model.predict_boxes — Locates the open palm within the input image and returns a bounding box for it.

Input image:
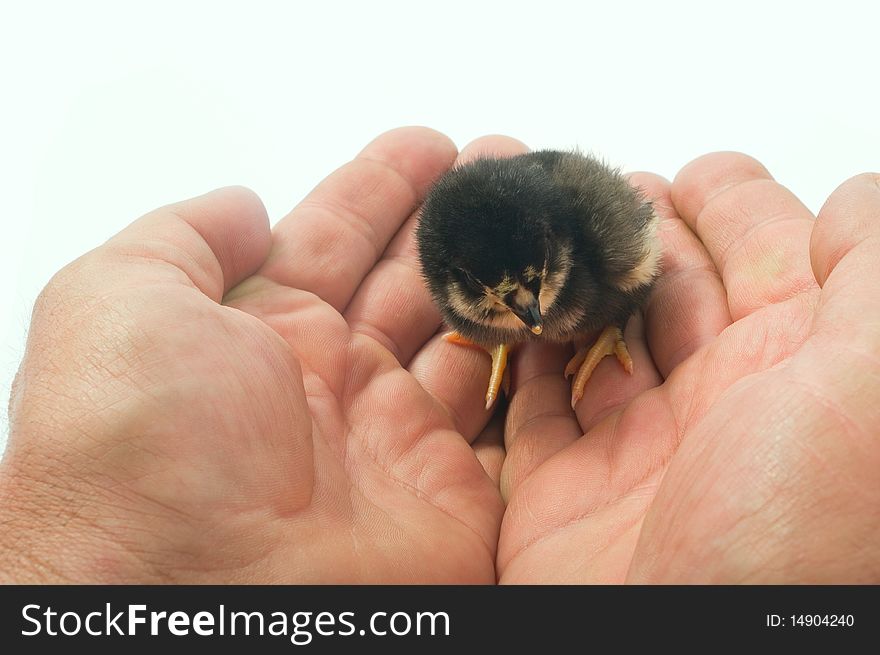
[3,128,507,583]
[218,128,512,582]
[498,151,880,583]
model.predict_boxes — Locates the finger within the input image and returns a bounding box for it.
[573,312,662,432]
[671,152,818,320]
[629,172,731,377]
[345,134,530,366]
[810,173,880,346]
[408,135,530,441]
[408,333,498,442]
[261,126,458,311]
[811,173,880,289]
[500,341,582,502]
[105,186,271,302]
[342,207,442,366]
[498,387,673,580]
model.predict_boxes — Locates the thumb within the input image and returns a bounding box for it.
[810,173,880,353]
[8,186,313,518]
[102,185,272,301]
[10,185,274,436]
[2,187,317,581]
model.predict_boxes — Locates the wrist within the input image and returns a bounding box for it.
[0,461,70,583]
[0,454,149,584]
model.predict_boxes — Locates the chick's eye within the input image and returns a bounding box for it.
[455,267,483,291]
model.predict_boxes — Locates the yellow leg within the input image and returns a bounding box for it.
[443,332,509,410]
[485,343,509,410]
[568,326,633,408]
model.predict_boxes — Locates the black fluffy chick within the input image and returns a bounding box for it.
[416,150,661,409]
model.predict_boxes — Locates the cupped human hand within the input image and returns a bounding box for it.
[5,131,876,586]
[499,154,880,583]
[0,128,517,583]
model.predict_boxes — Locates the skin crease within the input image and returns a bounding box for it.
[1,127,878,583]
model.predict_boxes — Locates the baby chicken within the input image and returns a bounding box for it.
[416,150,661,409]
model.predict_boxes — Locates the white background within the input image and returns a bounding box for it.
[1,1,878,451]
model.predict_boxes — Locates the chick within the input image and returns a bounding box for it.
[416,150,661,409]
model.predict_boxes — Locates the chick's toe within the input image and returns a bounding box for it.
[442,331,480,348]
[569,326,633,408]
[443,332,509,411]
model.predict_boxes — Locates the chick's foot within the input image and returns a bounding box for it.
[566,326,633,408]
[442,332,509,410]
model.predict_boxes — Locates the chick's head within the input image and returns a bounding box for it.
[417,157,573,336]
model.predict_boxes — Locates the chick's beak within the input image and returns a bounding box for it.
[512,299,543,335]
